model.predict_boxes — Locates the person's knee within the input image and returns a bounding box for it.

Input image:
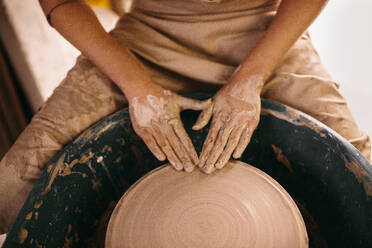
[349,132,371,162]
[262,73,369,159]
[0,164,34,234]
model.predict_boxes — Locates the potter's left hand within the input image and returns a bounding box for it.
[193,76,263,174]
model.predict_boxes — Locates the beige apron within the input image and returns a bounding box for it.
[0,0,370,233]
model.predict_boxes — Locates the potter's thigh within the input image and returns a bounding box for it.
[261,34,371,160]
[0,55,127,233]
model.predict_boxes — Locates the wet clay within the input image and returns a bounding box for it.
[106,161,308,248]
[197,75,263,173]
[129,90,211,172]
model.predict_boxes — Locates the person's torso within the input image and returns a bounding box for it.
[131,0,279,16]
[112,0,280,84]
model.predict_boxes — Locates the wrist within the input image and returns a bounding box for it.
[124,81,165,102]
[228,73,264,94]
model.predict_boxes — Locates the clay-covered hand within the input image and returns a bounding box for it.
[129,89,212,172]
[194,76,263,174]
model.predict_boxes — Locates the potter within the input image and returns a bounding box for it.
[0,0,370,234]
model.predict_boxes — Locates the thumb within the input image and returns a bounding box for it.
[176,95,212,111]
[192,102,213,130]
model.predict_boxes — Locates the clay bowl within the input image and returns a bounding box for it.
[106,161,308,248]
[3,95,372,248]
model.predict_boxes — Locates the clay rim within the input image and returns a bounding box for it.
[105,160,309,247]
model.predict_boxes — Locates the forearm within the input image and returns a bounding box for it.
[231,0,328,88]
[39,0,162,99]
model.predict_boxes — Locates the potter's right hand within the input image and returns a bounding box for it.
[129,89,212,172]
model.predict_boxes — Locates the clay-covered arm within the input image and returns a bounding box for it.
[38,0,212,172]
[196,0,329,173]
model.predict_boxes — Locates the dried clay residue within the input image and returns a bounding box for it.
[92,180,102,191]
[73,122,114,144]
[43,154,66,194]
[261,108,323,134]
[64,236,73,248]
[43,152,95,195]
[18,228,28,244]
[97,156,104,163]
[272,145,293,173]
[79,152,95,164]
[34,200,43,209]
[94,122,114,141]
[25,212,33,220]
[345,160,372,196]
[102,145,112,153]
[130,145,143,165]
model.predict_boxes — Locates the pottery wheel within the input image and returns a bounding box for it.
[106,161,308,248]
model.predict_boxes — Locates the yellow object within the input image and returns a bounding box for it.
[86,0,111,9]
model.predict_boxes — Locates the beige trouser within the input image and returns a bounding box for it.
[0,32,370,233]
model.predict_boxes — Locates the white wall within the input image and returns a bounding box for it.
[309,0,372,138]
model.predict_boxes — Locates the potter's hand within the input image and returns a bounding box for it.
[129,89,212,172]
[193,76,263,174]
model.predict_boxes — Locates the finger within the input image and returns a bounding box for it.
[192,102,213,131]
[232,125,254,159]
[176,96,212,111]
[152,127,183,171]
[202,124,234,174]
[198,118,222,171]
[164,122,195,172]
[168,118,199,165]
[140,131,166,161]
[215,125,246,169]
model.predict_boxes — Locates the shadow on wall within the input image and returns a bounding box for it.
[0,0,120,112]
[0,42,30,160]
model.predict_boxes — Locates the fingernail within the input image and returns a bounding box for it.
[170,161,183,171]
[232,151,241,159]
[202,165,214,174]
[215,161,224,169]
[158,154,166,161]
[192,124,200,130]
[184,164,195,173]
